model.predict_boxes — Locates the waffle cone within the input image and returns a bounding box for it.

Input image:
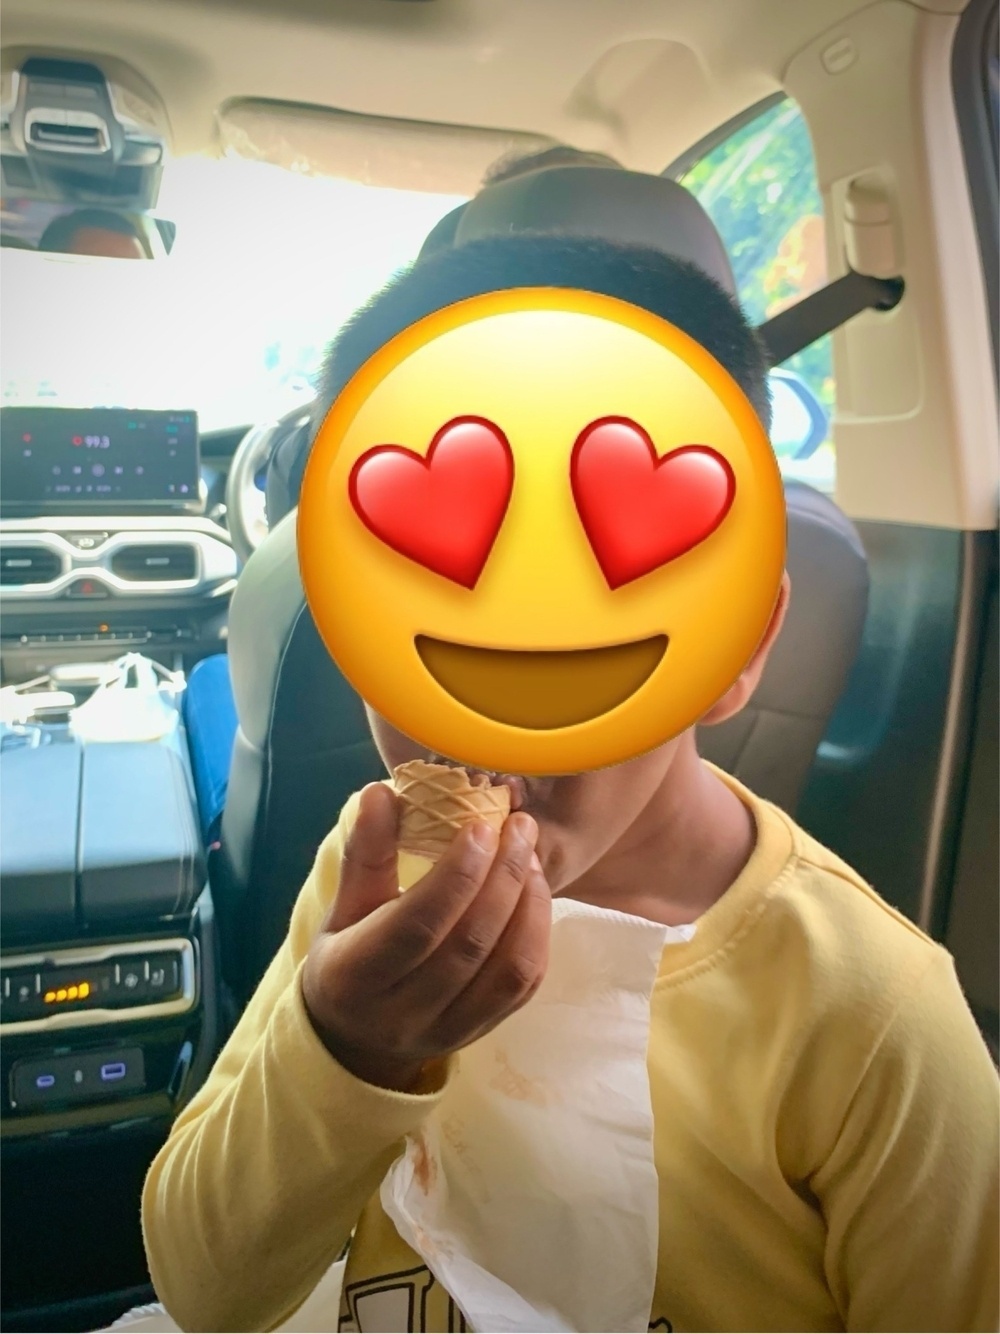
[393,760,510,861]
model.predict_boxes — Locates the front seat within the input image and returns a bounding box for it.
[212,167,870,1004]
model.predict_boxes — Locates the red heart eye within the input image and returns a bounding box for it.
[570,417,736,589]
[349,416,514,589]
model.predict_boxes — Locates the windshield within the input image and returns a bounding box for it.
[1,156,467,433]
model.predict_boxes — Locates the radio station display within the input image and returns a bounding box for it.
[1,406,200,511]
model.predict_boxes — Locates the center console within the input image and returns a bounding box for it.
[2,731,203,941]
[0,697,224,1329]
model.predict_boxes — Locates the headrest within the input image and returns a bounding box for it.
[417,203,467,261]
[266,165,737,531]
[431,165,736,296]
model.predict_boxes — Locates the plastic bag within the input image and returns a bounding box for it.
[70,653,184,744]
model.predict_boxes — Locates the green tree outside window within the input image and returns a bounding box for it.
[680,98,836,487]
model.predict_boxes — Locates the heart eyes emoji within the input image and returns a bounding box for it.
[349,415,735,590]
[349,418,514,591]
[570,417,736,590]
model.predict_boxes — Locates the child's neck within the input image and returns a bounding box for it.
[564,742,756,928]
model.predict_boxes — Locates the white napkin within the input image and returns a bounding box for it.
[380,898,692,1334]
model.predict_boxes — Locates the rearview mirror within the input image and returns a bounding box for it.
[0,201,176,259]
[767,368,829,461]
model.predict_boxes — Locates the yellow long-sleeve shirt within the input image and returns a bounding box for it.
[142,769,1000,1333]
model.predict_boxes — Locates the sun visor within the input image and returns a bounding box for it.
[215,99,555,197]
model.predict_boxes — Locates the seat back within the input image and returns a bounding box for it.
[215,514,384,998]
[695,482,868,809]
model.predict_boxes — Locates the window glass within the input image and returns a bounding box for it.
[679,98,835,492]
[1,158,466,432]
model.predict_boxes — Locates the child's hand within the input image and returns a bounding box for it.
[301,782,551,1092]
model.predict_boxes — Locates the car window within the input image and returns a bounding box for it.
[1,158,466,433]
[678,98,835,493]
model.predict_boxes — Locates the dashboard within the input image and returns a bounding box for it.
[0,407,243,683]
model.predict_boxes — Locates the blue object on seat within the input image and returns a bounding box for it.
[182,653,239,846]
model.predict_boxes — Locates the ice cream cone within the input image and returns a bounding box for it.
[393,760,510,861]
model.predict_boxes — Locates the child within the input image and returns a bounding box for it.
[142,236,999,1333]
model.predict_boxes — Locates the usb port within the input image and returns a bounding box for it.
[100,1062,127,1082]
[35,1074,56,1090]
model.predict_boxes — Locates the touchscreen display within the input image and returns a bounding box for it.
[1,407,200,510]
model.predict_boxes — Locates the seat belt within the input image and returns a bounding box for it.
[756,269,904,366]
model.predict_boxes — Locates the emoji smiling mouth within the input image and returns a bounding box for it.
[415,634,667,729]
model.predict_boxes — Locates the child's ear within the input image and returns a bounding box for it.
[700,571,791,727]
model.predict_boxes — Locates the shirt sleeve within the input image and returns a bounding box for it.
[141,796,452,1334]
[813,946,999,1333]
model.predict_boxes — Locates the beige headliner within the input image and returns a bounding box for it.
[0,0,968,169]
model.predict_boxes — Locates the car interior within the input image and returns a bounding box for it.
[0,0,996,1329]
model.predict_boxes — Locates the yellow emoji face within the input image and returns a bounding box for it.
[298,288,785,775]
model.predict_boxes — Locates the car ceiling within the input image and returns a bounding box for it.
[0,0,969,173]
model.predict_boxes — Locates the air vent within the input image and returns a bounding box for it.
[110,544,197,583]
[0,545,62,587]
